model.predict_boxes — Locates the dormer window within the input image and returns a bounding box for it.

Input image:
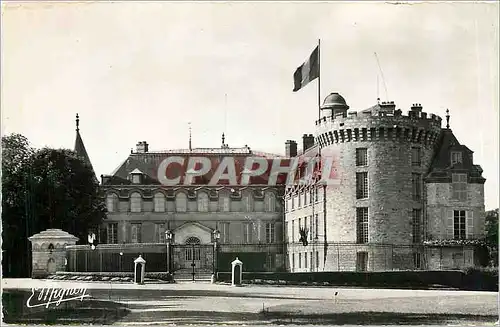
[451,151,463,165]
[130,168,143,184]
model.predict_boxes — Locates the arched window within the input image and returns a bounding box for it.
[265,192,276,212]
[218,192,230,212]
[154,192,166,212]
[242,192,253,212]
[130,192,142,213]
[185,237,201,244]
[197,192,209,212]
[176,192,187,212]
[106,193,119,212]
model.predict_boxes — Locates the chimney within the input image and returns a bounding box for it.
[302,134,315,152]
[411,103,423,112]
[136,141,149,153]
[285,140,297,157]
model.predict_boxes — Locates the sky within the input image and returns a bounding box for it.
[1,1,498,210]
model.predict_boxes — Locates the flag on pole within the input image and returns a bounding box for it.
[293,45,319,92]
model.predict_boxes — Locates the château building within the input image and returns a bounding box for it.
[284,92,486,272]
[96,135,287,273]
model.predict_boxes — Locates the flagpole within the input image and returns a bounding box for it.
[318,38,321,120]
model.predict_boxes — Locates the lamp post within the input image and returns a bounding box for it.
[212,230,221,278]
[165,230,172,274]
[119,252,123,273]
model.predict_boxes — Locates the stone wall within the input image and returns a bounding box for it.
[426,183,485,239]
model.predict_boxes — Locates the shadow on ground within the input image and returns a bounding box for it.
[2,290,130,325]
[260,311,497,325]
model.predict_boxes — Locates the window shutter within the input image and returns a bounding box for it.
[449,184,454,200]
[466,211,474,239]
[446,209,454,239]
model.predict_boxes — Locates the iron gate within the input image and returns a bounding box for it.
[172,244,214,280]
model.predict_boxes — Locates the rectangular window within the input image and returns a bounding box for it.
[309,216,314,240]
[356,148,368,166]
[299,253,302,268]
[220,222,230,243]
[130,195,142,213]
[356,251,368,272]
[107,223,118,244]
[243,223,253,243]
[315,214,319,240]
[265,223,275,243]
[291,196,295,209]
[219,196,230,212]
[298,192,301,207]
[292,253,295,270]
[451,151,463,165]
[132,174,141,184]
[304,191,307,206]
[316,251,319,269]
[452,173,467,201]
[304,252,308,269]
[411,147,421,166]
[155,223,166,243]
[356,207,369,244]
[131,223,142,243]
[413,252,421,269]
[454,210,466,240]
[412,173,421,201]
[315,188,318,202]
[284,222,288,243]
[154,195,166,212]
[412,209,421,243]
[356,172,368,199]
[304,217,308,235]
[292,220,295,243]
[310,252,313,270]
[309,189,313,204]
[185,247,201,261]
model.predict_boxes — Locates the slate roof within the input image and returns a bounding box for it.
[74,129,98,183]
[103,146,292,186]
[426,128,485,183]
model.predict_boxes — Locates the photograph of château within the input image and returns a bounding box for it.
[62,92,489,278]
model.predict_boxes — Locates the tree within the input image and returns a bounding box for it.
[1,134,35,276]
[1,134,107,277]
[485,209,499,266]
[27,147,107,244]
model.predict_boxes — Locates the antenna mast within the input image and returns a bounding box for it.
[374,52,389,101]
[188,122,192,151]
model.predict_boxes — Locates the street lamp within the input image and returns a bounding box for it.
[212,230,221,278]
[119,252,123,273]
[165,230,173,274]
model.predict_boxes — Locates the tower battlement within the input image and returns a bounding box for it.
[315,101,443,148]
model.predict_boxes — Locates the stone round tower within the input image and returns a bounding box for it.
[316,93,443,271]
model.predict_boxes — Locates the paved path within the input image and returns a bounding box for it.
[2,278,498,326]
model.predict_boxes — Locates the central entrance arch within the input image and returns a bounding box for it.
[171,223,215,280]
[184,236,202,264]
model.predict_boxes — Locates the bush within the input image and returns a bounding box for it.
[145,272,174,282]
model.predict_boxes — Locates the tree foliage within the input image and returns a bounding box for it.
[2,133,106,277]
[485,209,499,266]
[27,147,107,242]
[2,134,35,253]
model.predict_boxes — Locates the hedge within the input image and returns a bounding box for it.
[216,269,498,291]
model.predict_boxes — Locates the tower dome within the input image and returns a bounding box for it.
[321,92,349,110]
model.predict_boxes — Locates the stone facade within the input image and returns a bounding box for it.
[284,93,486,272]
[98,144,285,272]
[28,229,78,278]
